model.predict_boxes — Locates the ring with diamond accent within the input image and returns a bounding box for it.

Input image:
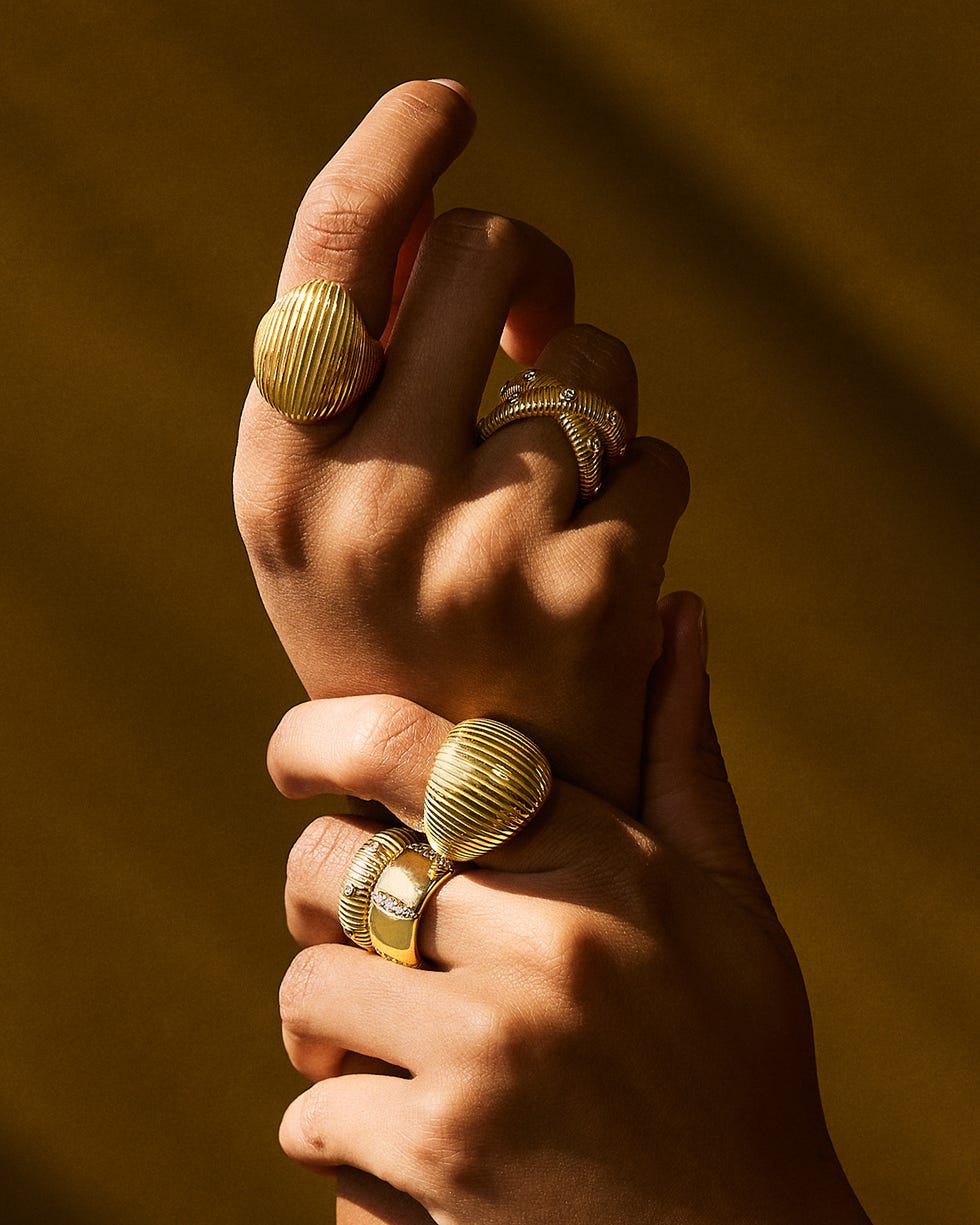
[423,718,552,862]
[477,369,627,501]
[339,825,420,950]
[367,843,454,968]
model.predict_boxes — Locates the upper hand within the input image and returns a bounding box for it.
[233,80,689,813]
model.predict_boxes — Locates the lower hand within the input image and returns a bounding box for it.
[268,594,870,1224]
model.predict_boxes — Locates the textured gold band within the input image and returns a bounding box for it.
[367,844,453,969]
[477,369,627,500]
[423,718,552,862]
[338,826,419,950]
[253,278,384,421]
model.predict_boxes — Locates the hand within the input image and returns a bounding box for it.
[234,80,689,814]
[269,594,870,1224]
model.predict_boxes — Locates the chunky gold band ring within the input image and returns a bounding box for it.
[339,826,419,950]
[253,278,384,421]
[477,369,627,500]
[423,718,552,862]
[367,843,453,969]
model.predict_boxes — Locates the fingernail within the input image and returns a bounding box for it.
[428,79,473,109]
[697,599,708,669]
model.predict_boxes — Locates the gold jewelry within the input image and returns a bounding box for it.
[339,826,419,950]
[253,278,384,421]
[477,369,627,500]
[423,718,552,862]
[367,844,453,968]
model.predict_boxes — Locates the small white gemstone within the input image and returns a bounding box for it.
[343,883,355,896]
[560,387,576,401]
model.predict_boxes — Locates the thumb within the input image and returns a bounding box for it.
[641,591,773,912]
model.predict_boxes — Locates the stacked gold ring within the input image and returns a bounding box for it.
[367,843,453,969]
[338,826,419,950]
[477,369,627,500]
[339,719,552,968]
[253,278,384,421]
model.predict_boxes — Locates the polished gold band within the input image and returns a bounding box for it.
[477,370,626,500]
[338,825,419,950]
[423,718,552,862]
[367,844,453,969]
[253,278,384,421]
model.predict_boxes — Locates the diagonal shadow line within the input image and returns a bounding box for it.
[407,0,979,504]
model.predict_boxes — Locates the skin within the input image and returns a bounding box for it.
[235,81,870,1222]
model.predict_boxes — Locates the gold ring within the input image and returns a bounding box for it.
[253,278,384,421]
[367,843,453,968]
[477,370,627,499]
[423,718,552,862]
[339,825,419,950]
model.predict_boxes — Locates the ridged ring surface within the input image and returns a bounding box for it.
[253,278,384,421]
[423,718,552,861]
[338,825,418,949]
[483,369,628,458]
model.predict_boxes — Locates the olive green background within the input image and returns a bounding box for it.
[1,2,977,1223]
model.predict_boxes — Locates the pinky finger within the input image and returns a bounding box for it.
[280,1074,421,1189]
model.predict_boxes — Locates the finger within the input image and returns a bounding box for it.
[571,435,690,593]
[369,209,574,465]
[269,694,640,873]
[284,813,502,968]
[280,1074,418,1186]
[279,943,459,1079]
[381,194,435,345]
[641,591,771,908]
[238,80,475,471]
[279,80,474,328]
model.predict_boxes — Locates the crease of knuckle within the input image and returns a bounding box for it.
[351,698,427,793]
[563,326,636,383]
[297,1091,329,1154]
[279,947,330,1033]
[295,180,390,262]
[285,817,349,895]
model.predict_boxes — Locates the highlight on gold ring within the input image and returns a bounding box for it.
[253,278,384,422]
[423,717,552,862]
[367,843,454,969]
[477,368,627,500]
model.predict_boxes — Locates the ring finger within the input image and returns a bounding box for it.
[283,810,509,968]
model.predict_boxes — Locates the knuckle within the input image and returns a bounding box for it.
[233,449,317,574]
[278,947,325,1030]
[563,324,637,385]
[285,816,347,893]
[350,696,429,787]
[295,177,390,262]
[631,435,691,508]
[428,207,522,261]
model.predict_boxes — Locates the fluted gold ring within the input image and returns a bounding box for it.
[339,825,419,950]
[423,718,552,862]
[253,278,384,421]
[477,369,627,500]
[367,844,454,969]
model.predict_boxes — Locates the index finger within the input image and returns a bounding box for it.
[237,80,475,468]
[278,79,475,332]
